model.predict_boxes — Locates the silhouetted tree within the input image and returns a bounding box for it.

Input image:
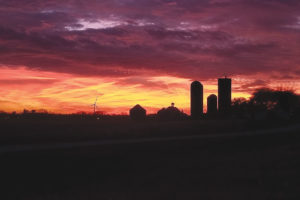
[250,88,299,112]
[230,88,299,120]
[230,88,300,120]
[231,98,251,118]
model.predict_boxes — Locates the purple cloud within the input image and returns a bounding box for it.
[0,0,299,82]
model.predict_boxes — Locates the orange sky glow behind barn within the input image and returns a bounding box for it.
[0,67,299,114]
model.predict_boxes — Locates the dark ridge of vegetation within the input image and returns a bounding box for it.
[0,87,299,121]
[231,88,300,120]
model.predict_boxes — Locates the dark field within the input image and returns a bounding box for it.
[1,119,300,199]
[0,119,295,145]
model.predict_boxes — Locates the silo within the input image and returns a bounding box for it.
[207,94,217,115]
[218,77,232,114]
[191,81,203,119]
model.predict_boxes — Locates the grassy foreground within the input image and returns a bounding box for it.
[1,119,300,199]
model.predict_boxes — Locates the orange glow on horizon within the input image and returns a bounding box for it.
[0,67,298,115]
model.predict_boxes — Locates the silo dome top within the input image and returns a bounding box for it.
[191,81,203,87]
[207,94,217,100]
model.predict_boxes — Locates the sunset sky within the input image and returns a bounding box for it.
[0,0,300,114]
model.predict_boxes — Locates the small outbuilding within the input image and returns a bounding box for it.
[157,103,188,120]
[130,104,146,120]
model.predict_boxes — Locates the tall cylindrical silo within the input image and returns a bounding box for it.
[218,77,232,114]
[191,81,203,119]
